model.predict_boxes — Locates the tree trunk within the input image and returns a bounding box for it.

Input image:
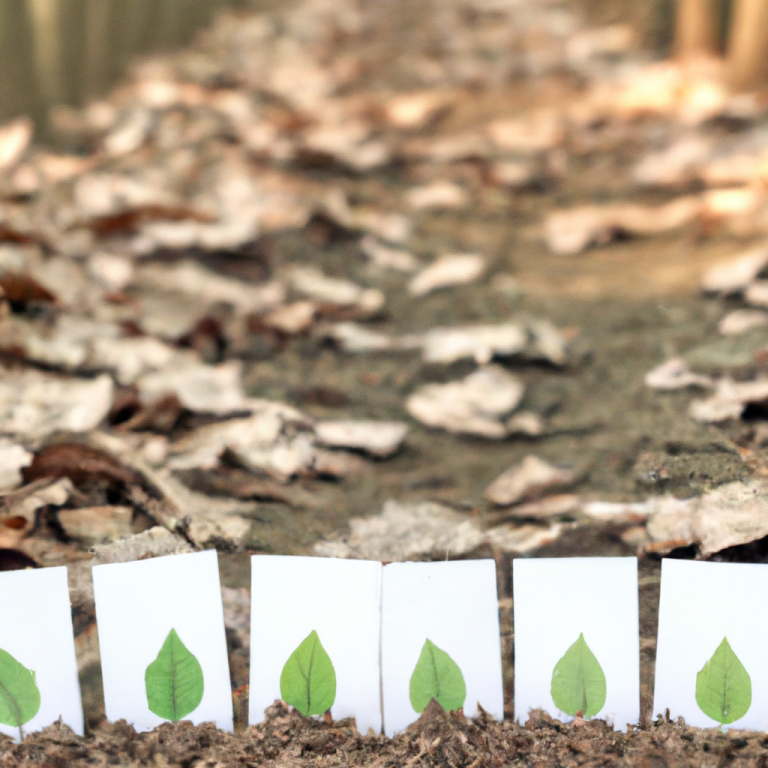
[82,0,112,99]
[26,0,63,108]
[0,1,41,123]
[727,0,768,90]
[674,0,721,59]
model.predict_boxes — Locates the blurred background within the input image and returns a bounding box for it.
[6,0,768,140]
[0,0,260,132]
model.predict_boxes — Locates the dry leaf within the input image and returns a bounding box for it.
[484,455,579,506]
[406,365,524,438]
[314,420,408,458]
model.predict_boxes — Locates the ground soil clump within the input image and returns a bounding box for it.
[4,702,768,768]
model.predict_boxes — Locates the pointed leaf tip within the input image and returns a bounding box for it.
[0,648,40,728]
[409,638,466,714]
[696,637,751,725]
[551,633,606,719]
[145,628,204,722]
[280,630,337,716]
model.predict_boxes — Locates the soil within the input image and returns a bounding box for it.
[5,702,768,767]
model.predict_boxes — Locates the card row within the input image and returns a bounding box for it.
[0,554,763,741]
[0,553,503,739]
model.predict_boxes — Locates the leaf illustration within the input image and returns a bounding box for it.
[0,648,40,739]
[696,637,752,725]
[409,638,467,713]
[551,633,606,719]
[145,629,204,722]
[280,630,336,716]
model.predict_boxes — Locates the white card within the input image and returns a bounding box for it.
[249,555,382,734]
[380,560,504,736]
[654,559,768,730]
[0,567,83,740]
[513,557,639,729]
[93,550,233,732]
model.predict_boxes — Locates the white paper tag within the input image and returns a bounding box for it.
[513,557,639,730]
[93,550,233,732]
[380,560,504,736]
[249,555,382,734]
[0,566,83,740]
[654,558,768,730]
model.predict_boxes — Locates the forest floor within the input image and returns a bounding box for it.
[3,0,768,763]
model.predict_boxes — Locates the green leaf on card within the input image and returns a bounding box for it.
[145,628,204,722]
[551,633,606,719]
[409,638,467,713]
[280,630,336,716]
[0,648,41,738]
[696,637,751,725]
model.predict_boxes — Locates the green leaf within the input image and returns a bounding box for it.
[0,648,40,729]
[409,638,466,714]
[696,637,752,725]
[145,629,204,722]
[550,633,606,719]
[280,630,336,716]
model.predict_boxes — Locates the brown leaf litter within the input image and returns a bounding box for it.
[314,499,563,560]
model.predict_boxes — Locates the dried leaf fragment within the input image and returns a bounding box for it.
[408,254,486,297]
[407,365,524,439]
[484,456,578,506]
[314,420,408,458]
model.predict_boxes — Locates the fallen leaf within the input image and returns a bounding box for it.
[92,525,193,564]
[288,265,384,317]
[314,499,563,559]
[137,361,246,414]
[314,420,408,458]
[700,244,768,295]
[646,480,768,556]
[645,358,714,390]
[23,443,139,488]
[88,205,215,237]
[484,455,579,506]
[488,110,564,154]
[689,377,768,423]
[0,440,33,492]
[545,197,702,255]
[385,91,454,130]
[405,181,469,211]
[0,273,56,309]
[488,494,580,521]
[359,236,419,273]
[718,309,768,336]
[416,324,527,365]
[0,118,32,172]
[0,369,113,438]
[57,506,134,544]
[0,478,73,547]
[406,365,524,439]
[408,254,486,296]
